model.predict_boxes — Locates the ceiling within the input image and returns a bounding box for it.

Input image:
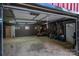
[4,8,76,23]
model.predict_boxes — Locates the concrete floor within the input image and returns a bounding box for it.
[3,36,75,56]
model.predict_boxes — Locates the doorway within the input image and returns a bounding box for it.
[66,23,75,44]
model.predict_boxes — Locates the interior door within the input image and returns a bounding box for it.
[15,23,34,37]
[66,23,75,44]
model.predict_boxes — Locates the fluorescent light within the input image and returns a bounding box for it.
[16,20,36,23]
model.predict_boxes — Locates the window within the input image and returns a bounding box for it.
[25,26,30,30]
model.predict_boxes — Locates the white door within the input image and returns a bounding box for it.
[66,23,75,44]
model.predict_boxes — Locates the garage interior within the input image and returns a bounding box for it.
[3,4,77,56]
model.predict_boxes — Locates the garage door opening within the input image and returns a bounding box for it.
[3,5,77,56]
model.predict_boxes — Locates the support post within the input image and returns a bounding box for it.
[75,17,79,55]
[0,4,3,56]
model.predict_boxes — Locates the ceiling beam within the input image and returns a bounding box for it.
[15,18,35,21]
[40,14,51,21]
[32,15,39,20]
